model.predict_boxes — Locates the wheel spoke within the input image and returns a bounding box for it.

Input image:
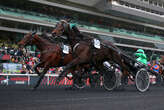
[103,69,118,91]
[135,68,150,92]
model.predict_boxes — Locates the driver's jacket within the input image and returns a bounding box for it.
[135,53,147,65]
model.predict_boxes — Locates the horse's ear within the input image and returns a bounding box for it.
[60,20,70,33]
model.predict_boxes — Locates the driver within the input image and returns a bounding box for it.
[151,60,160,73]
[64,16,84,40]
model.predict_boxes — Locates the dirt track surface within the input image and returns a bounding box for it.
[0,85,164,110]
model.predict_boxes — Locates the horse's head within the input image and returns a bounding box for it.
[18,31,37,47]
[52,20,70,37]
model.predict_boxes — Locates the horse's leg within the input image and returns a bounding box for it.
[34,62,44,76]
[33,67,49,90]
[106,52,130,89]
[56,57,87,83]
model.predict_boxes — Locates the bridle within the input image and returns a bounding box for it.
[24,32,37,46]
[53,20,70,37]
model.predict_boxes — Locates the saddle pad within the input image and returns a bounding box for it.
[93,39,101,49]
[63,45,69,54]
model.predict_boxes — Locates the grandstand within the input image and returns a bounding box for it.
[0,0,164,60]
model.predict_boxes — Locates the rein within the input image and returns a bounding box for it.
[26,34,35,45]
[25,32,38,45]
[41,48,59,54]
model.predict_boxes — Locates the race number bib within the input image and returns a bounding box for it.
[63,45,69,54]
[94,39,101,49]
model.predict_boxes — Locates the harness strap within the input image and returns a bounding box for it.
[42,49,53,54]
[73,43,80,52]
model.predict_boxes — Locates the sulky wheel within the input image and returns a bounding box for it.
[103,68,119,91]
[135,68,150,92]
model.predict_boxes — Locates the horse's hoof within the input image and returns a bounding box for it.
[116,85,125,91]
[32,88,36,91]
[65,86,78,91]
[65,87,72,90]
[31,87,37,91]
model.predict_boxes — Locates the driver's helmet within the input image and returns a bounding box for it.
[136,49,144,54]
[63,16,72,22]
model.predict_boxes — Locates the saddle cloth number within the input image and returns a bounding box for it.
[63,45,69,54]
[94,39,101,49]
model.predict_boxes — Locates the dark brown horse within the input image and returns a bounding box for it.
[18,32,82,89]
[51,20,153,92]
[52,20,131,84]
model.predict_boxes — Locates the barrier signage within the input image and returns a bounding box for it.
[0,74,74,86]
[30,76,48,85]
[8,76,28,85]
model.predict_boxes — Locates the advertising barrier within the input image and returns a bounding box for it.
[8,75,29,85]
[0,63,74,86]
[0,73,157,86]
[0,74,73,86]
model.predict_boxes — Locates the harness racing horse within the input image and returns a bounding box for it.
[18,32,88,90]
[52,20,150,92]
